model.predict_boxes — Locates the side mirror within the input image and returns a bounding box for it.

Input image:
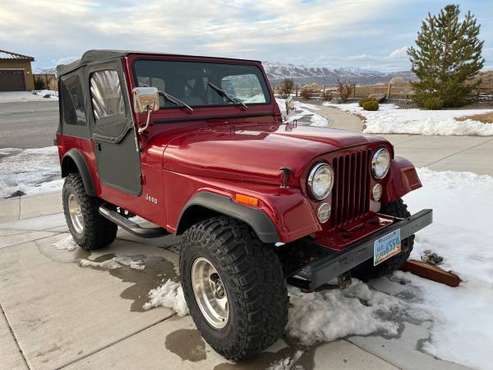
[132,87,159,133]
[285,96,295,116]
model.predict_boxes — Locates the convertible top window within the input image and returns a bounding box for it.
[134,60,270,109]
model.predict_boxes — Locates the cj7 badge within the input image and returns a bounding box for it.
[374,229,402,266]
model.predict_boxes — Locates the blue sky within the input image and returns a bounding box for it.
[0,0,491,72]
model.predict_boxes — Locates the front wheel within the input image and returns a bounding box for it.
[351,199,415,281]
[179,216,288,361]
[62,173,117,250]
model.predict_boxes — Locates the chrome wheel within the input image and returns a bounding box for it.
[191,257,229,329]
[68,193,84,234]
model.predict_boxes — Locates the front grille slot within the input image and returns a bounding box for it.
[331,150,371,227]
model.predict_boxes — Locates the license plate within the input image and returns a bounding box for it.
[373,229,401,266]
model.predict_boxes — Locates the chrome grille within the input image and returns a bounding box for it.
[331,149,371,227]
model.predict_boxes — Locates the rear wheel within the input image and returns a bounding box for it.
[62,173,117,250]
[179,216,288,361]
[351,199,414,281]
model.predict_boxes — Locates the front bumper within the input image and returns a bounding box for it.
[288,209,433,290]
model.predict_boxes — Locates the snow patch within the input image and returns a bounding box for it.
[401,168,493,369]
[143,279,189,316]
[79,256,146,271]
[53,236,77,251]
[276,98,329,127]
[324,102,493,136]
[113,256,146,270]
[0,146,61,198]
[287,280,405,346]
[33,90,58,100]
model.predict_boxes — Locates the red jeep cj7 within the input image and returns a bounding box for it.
[56,50,432,360]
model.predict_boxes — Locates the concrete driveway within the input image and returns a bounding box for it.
[0,193,471,370]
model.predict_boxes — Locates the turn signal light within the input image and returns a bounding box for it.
[234,194,259,207]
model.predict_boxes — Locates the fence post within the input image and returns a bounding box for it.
[387,83,392,99]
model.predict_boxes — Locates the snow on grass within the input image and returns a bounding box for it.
[276,98,329,127]
[0,90,58,103]
[143,279,189,316]
[324,102,493,136]
[0,146,62,198]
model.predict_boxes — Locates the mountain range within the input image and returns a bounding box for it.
[36,61,414,87]
[262,62,414,86]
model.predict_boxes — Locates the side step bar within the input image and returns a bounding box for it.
[98,206,169,238]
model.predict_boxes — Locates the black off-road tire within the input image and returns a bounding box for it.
[179,216,288,361]
[62,173,117,250]
[351,199,414,281]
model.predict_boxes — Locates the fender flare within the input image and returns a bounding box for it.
[61,149,96,196]
[383,157,422,203]
[177,191,280,243]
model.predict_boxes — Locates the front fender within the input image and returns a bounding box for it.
[383,157,422,203]
[177,191,280,243]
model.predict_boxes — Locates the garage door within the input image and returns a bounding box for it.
[0,70,26,91]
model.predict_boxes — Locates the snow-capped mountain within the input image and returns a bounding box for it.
[263,62,414,86]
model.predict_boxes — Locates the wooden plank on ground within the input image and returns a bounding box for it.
[401,259,462,287]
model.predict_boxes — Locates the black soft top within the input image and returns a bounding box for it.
[56,49,262,77]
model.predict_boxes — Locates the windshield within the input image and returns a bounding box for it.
[133,60,271,109]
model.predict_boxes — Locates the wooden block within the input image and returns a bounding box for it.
[400,259,461,287]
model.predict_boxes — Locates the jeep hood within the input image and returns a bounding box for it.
[163,123,385,186]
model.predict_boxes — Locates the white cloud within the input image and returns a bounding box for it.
[388,46,409,59]
[0,0,394,68]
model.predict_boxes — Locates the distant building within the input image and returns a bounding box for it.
[0,49,35,91]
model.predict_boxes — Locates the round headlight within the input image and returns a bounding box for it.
[307,163,334,200]
[371,148,391,179]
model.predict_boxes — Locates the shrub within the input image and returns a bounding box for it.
[359,97,377,107]
[34,77,46,90]
[337,80,353,103]
[279,79,294,98]
[361,100,379,111]
[322,90,333,101]
[300,83,320,99]
[300,87,311,99]
[421,96,444,110]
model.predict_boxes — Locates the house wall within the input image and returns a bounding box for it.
[0,59,34,90]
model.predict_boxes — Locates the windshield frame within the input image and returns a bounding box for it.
[130,57,272,111]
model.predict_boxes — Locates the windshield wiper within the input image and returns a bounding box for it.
[158,90,194,113]
[207,82,248,110]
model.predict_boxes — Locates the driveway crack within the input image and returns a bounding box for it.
[0,303,31,370]
[57,314,177,369]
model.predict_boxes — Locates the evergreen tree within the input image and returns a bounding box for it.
[408,4,484,108]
